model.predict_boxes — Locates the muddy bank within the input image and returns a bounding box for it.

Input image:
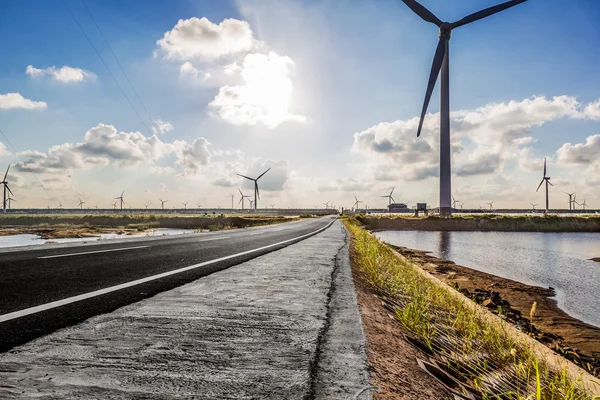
[392,245,600,376]
[358,215,600,232]
[0,215,296,238]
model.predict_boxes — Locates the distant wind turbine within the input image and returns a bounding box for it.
[353,196,363,211]
[112,201,117,209]
[530,203,538,211]
[577,199,588,210]
[159,198,168,210]
[238,189,251,210]
[323,201,331,209]
[400,0,527,216]
[486,201,494,210]
[237,168,271,210]
[1,165,14,213]
[114,191,125,210]
[381,187,396,205]
[58,201,64,209]
[78,198,85,209]
[564,192,576,210]
[7,197,16,210]
[536,157,553,213]
[144,204,149,209]
[182,201,188,209]
[452,196,461,209]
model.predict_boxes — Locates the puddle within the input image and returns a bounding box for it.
[0,229,194,249]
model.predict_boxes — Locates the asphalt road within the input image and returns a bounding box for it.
[0,217,336,352]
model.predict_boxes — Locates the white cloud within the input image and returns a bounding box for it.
[583,100,600,120]
[0,142,10,156]
[26,65,96,83]
[0,93,47,110]
[152,119,174,135]
[353,96,598,180]
[556,134,600,165]
[179,62,211,80]
[156,17,259,61]
[176,138,212,175]
[224,61,242,75]
[209,51,308,129]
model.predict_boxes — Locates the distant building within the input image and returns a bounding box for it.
[388,203,410,213]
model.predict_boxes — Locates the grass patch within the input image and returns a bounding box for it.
[344,217,597,399]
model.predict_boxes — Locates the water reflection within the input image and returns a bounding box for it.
[375,230,600,328]
[437,231,451,259]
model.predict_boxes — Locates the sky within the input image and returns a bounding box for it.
[1,0,600,210]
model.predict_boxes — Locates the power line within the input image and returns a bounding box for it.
[0,128,58,207]
[61,0,201,205]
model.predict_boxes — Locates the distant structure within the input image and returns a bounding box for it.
[78,198,85,210]
[159,198,168,210]
[238,189,251,210]
[565,191,576,210]
[388,203,410,213]
[400,0,527,216]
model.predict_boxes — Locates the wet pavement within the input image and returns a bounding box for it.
[0,220,370,399]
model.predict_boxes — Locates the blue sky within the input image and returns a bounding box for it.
[1,0,599,209]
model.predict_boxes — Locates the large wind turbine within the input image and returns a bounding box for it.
[159,198,168,210]
[1,165,14,213]
[353,196,363,211]
[401,0,527,216]
[237,168,271,210]
[536,157,553,213]
[78,198,85,209]
[381,187,396,205]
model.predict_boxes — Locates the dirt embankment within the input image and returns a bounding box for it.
[394,245,600,376]
[0,215,296,238]
[358,215,600,232]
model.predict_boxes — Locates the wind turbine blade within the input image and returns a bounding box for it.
[381,195,388,198]
[390,196,395,203]
[121,191,124,197]
[417,37,446,137]
[548,180,554,187]
[543,157,546,177]
[238,188,243,196]
[451,0,527,29]
[6,185,14,196]
[257,167,271,180]
[237,173,254,181]
[390,187,395,196]
[536,180,544,192]
[3,165,9,182]
[401,0,442,26]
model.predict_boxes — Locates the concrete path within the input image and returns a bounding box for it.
[0,220,370,399]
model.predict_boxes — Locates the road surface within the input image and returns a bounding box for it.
[0,217,335,352]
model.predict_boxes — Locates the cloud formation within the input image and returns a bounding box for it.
[26,65,96,83]
[156,17,259,60]
[556,134,600,165]
[353,96,600,180]
[209,51,308,128]
[0,93,47,110]
[152,119,174,135]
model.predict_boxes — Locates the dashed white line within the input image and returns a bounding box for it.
[37,245,150,259]
[0,219,336,323]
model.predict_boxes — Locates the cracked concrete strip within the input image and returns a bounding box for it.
[313,224,371,400]
[0,220,370,399]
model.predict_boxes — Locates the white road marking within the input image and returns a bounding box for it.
[0,219,336,323]
[37,245,150,259]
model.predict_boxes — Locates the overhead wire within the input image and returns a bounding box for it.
[60,0,201,205]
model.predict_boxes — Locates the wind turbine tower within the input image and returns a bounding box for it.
[400,0,527,216]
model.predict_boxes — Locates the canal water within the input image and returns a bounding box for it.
[375,230,600,328]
